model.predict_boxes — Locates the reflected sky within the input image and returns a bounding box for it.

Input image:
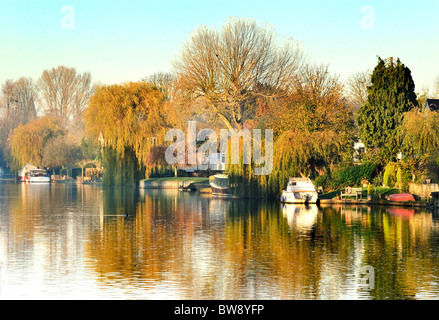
[1,182,439,300]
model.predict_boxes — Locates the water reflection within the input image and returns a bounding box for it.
[282,204,318,237]
[1,182,439,299]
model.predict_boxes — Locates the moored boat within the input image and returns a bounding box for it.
[18,163,51,183]
[280,177,319,204]
[209,174,231,197]
[388,193,415,202]
[28,169,51,183]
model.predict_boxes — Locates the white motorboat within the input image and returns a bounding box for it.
[280,177,319,204]
[18,164,51,183]
[28,169,51,183]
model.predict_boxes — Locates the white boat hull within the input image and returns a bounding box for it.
[29,177,51,183]
[280,191,319,204]
[280,177,319,204]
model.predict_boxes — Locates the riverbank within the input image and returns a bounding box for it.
[318,198,428,207]
[137,178,432,207]
[318,186,430,207]
[139,177,209,189]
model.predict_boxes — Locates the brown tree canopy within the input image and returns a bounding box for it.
[173,17,305,131]
[41,135,82,168]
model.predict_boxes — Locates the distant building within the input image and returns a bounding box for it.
[425,99,439,112]
[209,152,226,171]
[184,152,226,173]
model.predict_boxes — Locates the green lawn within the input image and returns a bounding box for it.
[320,187,401,199]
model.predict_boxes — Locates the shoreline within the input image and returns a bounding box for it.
[139,177,209,189]
[318,199,428,207]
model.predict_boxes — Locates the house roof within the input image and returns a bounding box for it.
[426,99,439,111]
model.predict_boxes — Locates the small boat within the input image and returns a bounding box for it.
[28,169,51,183]
[280,177,319,204]
[18,163,37,182]
[209,174,231,197]
[388,193,415,202]
[18,163,51,183]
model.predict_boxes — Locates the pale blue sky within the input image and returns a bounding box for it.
[0,0,438,92]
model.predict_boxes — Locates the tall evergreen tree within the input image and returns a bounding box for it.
[357,57,418,163]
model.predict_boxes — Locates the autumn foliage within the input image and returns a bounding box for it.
[84,81,179,184]
[9,116,65,170]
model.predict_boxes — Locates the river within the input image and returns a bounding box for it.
[0,181,438,300]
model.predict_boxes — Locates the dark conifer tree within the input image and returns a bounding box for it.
[357,57,418,163]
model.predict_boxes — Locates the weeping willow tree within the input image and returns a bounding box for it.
[227,64,355,198]
[9,116,65,170]
[84,82,178,186]
[398,108,439,182]
[400,108,439,156]
[227,135,272,198]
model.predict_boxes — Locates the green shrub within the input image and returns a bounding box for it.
[315,174,330,190]
[367,183,373,196]
[383,162,397,187]
[332,161,376,188]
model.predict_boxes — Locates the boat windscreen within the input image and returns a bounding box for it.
[214,178,228,188]
[30,170,48,177]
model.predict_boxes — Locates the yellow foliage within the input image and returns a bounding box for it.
[84,82,178,168]
[9,116,65,170]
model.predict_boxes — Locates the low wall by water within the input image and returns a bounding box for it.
[140,180,180,189]
[409,182,439,200]
[139,180,208,189]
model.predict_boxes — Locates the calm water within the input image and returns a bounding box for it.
[1,182,439,300]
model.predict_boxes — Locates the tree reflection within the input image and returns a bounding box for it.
[7,184,438,299]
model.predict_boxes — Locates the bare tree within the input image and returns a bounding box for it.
[13,77,38,122]
[38,66,94,126]
[1,80,16,119]
[173,17,305,130]
[1,77,37,123]
[143,72,176,100]
[345,70,372,111]
[433,73,439,98]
